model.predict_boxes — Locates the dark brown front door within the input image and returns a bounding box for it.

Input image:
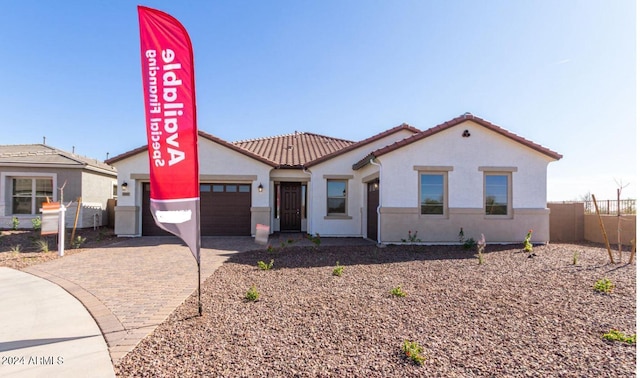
[367,181,379,241]
[281,182,301,231]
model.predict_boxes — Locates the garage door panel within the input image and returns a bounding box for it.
[143,183,251,236]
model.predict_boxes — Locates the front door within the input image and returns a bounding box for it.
[367,181,379,241]
[281,182,302,231]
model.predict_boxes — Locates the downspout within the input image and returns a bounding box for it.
[303,168,312,235]
[369,158,382,245]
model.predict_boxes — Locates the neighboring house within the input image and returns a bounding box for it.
[0,144,118,229]
[106,113,562,243]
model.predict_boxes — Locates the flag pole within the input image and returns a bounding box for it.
[198,260,202,316]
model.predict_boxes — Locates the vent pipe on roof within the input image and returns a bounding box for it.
[43,136,46,145]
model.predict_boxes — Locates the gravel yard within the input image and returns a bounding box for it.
[115,243,636,377]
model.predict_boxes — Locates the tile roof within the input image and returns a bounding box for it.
[232,131,354,167]
[304,123,420,167]
[0,144,117,174]
[353,113,563,170]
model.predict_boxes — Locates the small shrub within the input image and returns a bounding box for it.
[593,278,614,294]
[332,261,344,277]
[71,236,87,249]
[11,216,20,230]
[402,340,426,366]
[307,233,321,248]
[603,329,636,344]
[31,217,42,230]
[572,251,579,265]
[34,239,49,253]
[458,227,465,244]
[257,259,274,271]
[266,244,275,253]
[463,238,476,250]
[245,285,260,302]
[390,286,407,297]
[10,244,22,253]
[401,230,421,243]
[523,229,533,252]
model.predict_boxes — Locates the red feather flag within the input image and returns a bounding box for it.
[137,6,201,265]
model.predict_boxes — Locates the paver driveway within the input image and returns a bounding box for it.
[22,236,262,364]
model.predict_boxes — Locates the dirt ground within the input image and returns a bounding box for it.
[0,227,119,269]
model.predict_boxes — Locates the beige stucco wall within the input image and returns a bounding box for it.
[548,202,585,243]
[380,207,549,244]
[584,214,636,246]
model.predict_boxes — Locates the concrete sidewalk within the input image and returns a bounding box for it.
[0,267,115,378]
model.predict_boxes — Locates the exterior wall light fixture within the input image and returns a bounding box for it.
[258,183,263,192]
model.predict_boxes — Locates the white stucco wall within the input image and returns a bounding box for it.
[379,120,554,210]
[111,136,273,236]
[306,129,415,237]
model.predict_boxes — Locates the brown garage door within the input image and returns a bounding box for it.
[142,183,251,236]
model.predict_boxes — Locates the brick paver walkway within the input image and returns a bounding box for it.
[22,235,374,365]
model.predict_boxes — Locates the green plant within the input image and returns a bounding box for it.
[572,251,579,265]
[31,216,42,230]
[71,236,87,249]
[390,286,407,297]
[602,329,636,344]
[34,239,49,253]
[402,340,426,366]
[11,216,20,230]
[332,261,344,277]
[257,259,274,270]
[307,233,321,248]
[10,244,22,253]
[463,238,476,250]
[266,244,275,253]
[458,228,465,244]
[244,285,260,302]
[401,230,421,243]
[593,278,614,294]
[476,233,486,265]
[523,229,533,252]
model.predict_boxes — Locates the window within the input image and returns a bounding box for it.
[327,180,347,215]
[420,173,445,215]
[485,174,509,215]
[12,177,53,214]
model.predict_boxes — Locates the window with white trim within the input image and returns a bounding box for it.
[12,177,54,214]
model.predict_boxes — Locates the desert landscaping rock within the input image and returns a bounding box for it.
[113,243,635,377]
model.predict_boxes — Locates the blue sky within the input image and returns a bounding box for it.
[0,0,635,201]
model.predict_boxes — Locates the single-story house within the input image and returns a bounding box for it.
[0,144,118,229]
[106,113,562,244]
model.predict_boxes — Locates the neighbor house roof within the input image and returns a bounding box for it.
[353,113,563,169]
[0,144,117,175]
